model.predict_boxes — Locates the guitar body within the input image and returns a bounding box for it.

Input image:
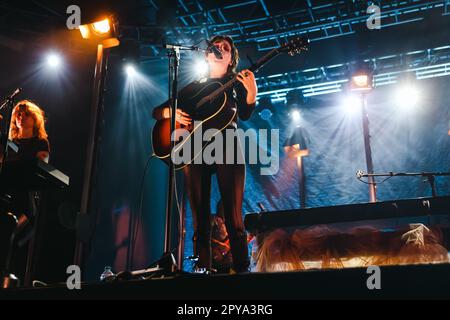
[152,80,237,169]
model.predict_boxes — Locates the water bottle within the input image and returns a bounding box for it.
[100,266,114,281]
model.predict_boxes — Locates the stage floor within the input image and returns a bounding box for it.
[2,263,450,300]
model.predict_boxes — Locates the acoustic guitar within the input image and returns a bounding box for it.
[152,37,309,169]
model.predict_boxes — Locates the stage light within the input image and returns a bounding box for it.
[342,95,361,115]
[350,63,373,92]
[351,73,373,91]
[92,19,111,35]
[125,64,137,77]
[78,16,119,48]
[259,109,273,121]
[396,86,420,108]
[258,96,274,121]
[291,109,301,123]
[46,53,62,68]
[194,59,209,77]
[353,75,368,87]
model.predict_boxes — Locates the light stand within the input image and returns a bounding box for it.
[351,71,376,203]
[74,43,109,266]
[284,144,309,209]
[284,126,310,209]
[74,17,119,269]
[296,149,309,208]
[361,93,377,203]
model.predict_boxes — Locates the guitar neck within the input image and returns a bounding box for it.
[196,48,281,108]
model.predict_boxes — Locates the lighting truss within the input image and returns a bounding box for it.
[187,0,445,51]
[131,0,449,58]
[256,45,450,101]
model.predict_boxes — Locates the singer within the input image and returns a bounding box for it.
[152,35,258,273]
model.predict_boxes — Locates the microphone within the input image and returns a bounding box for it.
[206,41,223,60]
[0,88,22,110]
[8,88,22,101]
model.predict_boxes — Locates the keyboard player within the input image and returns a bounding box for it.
[5,100,49,162]
[0,100,50,280]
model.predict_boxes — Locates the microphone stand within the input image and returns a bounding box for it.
[0,88,22,175]
[158,43,206,274]
[0,88,21,288]
[357,171,450,197]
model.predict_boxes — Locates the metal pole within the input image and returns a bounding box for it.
[177,188,186,270]
[427,175,437,197]
[162,48,179,270]
[361,93,377,202]
[74,44,106,266]
[297,156,306,208]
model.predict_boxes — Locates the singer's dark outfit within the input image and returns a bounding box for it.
[153,76,255,272]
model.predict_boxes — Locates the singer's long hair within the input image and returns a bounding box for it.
[208,35,240,74]
[9,100,48,140]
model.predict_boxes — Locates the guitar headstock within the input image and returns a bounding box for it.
[280,36,309,56]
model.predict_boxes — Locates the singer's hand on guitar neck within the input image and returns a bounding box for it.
[162,107,192,126]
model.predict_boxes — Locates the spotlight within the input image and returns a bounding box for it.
[354,75,368,87]
[79,17,119,48]
[350,63,373,92]
[258,96,274,121]
[46,53,62,68]
[351,74,373,91]
[396,86,420,108]
[125,64,137,77]
[259,109,273,121]
[291,109,301,123]
[342,95,361,115]
[92,19,111,35]
[194,59,209,77]
[120,40,141,71]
